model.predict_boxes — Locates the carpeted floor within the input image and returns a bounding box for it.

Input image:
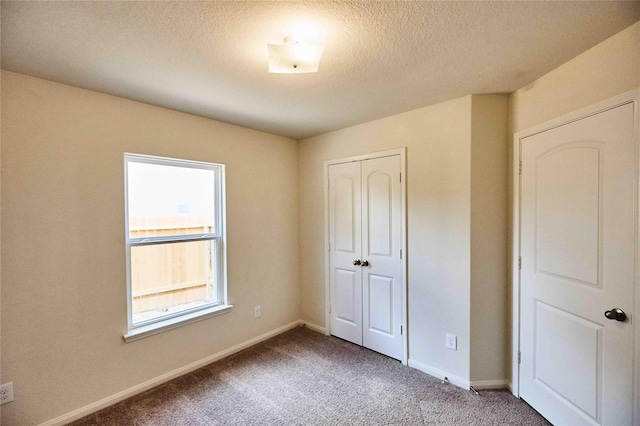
[72,326,549,425]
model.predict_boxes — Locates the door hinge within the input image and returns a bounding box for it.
[400,325,403,335]
[400,172,402,183]
[400,249,402,259]
[518,256,522,270]
[328,241,331,251]
[329,304,332,314]
[519,161,522,175]
[518,351,521,364]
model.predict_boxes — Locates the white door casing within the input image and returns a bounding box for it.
[326,149,407,363]
[514,92,638,425]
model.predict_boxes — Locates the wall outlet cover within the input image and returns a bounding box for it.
[0,382,14,405]
[254,305,261,318]
[446,333,457,350]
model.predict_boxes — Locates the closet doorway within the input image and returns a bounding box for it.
[324,148,407,362]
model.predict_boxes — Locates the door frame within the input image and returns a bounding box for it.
[511,89,640,422]
[324,147,408,365]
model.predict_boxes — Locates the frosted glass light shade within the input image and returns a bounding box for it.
[268,39,324,74]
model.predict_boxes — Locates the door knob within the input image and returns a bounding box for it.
[353,259,361,266]
[361,260,369,267]
[604,308,626,322]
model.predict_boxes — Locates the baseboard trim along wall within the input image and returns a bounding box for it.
[408,359,471,390]
[39,320,306,426]
[469,379,510,390]
[301,321,327,335]
[407,359,510,391]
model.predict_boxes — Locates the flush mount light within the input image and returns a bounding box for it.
[268,21,325,74]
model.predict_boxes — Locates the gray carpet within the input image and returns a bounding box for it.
[72,326,549,425]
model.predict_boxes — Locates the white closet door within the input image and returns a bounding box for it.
[520,103,635,425]
[329,161,363,345]
[361,156,403,360]
[329,155,403,361]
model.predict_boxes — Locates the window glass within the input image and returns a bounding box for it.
[127,162,216,238]
[125,154,226,331]
[130,240,217,323]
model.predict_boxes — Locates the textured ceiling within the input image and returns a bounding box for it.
[2,1,639,139]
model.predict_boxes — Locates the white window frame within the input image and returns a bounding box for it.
[123,153,230,342]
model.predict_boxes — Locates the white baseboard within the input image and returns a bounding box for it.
[39,320,304,426]
[469,379,510,390]
[408,358,470,390]
[301,320,327,334]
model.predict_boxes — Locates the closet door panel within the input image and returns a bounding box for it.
[329,162,363,345]
[361,156,403,360]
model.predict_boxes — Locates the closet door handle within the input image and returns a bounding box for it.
[361,260,369,267]
[604,308,626,322]
[353,259,362,266]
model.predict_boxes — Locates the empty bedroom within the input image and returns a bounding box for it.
[1,1,639,425]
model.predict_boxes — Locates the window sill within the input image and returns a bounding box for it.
[123,304,233,343]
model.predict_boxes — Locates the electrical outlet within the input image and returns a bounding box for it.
[0,382,14,405]
[446,333,457,350]
[254,305,261,318]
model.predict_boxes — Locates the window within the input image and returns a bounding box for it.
[123,154,229,342]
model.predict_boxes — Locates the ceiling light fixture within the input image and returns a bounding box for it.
[268,21,325,74]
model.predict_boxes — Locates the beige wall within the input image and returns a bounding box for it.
[511,22,640,134]
[0,71,300,425]
[469,95,509,382]
[299,96,477,382]
[299,95,510,385]
[0,53,3,424]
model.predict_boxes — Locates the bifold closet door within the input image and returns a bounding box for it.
[329,155,403,360]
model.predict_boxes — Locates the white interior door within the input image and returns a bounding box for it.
[361,156,403,360]
[519,103,635,425]
[329,155,404,360]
